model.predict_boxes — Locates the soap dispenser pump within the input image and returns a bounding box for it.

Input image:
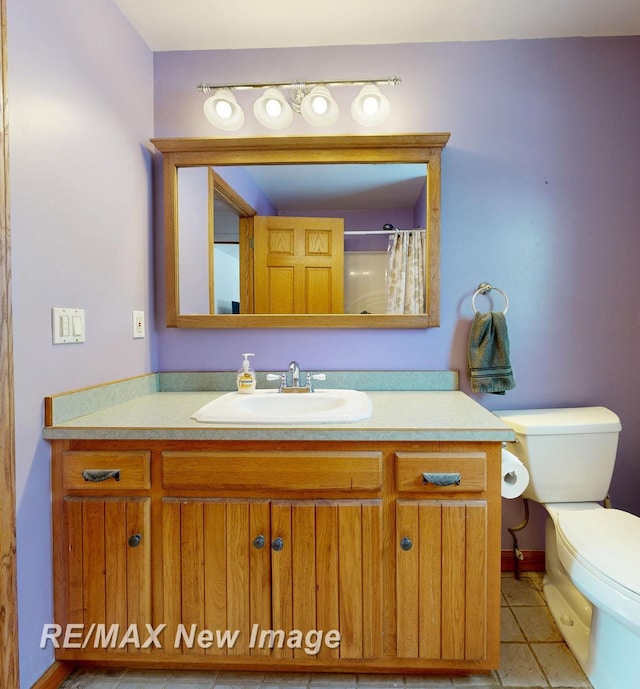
[236,353,256,394]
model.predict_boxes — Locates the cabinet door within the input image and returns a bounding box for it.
[396,500,487,661]
[64,496,151,653]
[163,498,383,660]
[270,500,383,661]
[163,498,271,656]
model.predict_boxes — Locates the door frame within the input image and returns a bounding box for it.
[0,0,20,685]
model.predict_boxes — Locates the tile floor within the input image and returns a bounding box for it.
[59,572,592,689]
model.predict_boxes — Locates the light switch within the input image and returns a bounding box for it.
[52,307,85,344]
[72,315,83,337]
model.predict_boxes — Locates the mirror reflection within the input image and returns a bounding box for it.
[153,133,449,328]
[178,163,428,316]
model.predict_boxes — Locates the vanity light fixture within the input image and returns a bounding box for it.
[202,88,245,131]
[253,88,293,129]
[351,85,391,127]
[197,77,401,130]
[299,86,339,127]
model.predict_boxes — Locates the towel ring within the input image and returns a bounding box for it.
[472,282,509,314]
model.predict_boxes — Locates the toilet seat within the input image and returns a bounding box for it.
[556,508,640,599]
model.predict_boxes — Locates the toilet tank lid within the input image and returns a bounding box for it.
[495,407,621,435]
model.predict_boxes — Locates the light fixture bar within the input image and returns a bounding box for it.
[197,77,402,93]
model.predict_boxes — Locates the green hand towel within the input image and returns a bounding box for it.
[467,311,515,395]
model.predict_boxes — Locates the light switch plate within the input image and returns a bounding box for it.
[52,307,85,344]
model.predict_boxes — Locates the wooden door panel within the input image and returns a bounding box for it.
[441,505,466,660]
[64,497,151,654]
[396,500,488,661]
[291,503,317,659]
[464,504,488,660]
[164,498,272,656]
[270,500,383,661]
[249,500,272,656]
[124,499,151,653]
[337,503,364,659]
[418,502,442,659]
[315,503,340,660]
[180,501,206,655]
[104,500,127,634]
[161,500,182,655]
[225,501,251,655]
[253,216,344,314]
[396,501,419,658]
[82,499,106,627]
[270,502,293,658]
[361,502,383,659]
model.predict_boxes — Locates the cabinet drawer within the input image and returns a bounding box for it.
[62,451,151,490]
[162,451,382,492]
[395,452,486,493]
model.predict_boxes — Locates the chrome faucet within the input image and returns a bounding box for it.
[265,362,327,393]
[288,361,300,388]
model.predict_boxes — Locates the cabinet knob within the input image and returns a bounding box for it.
[128,533,142,548]
[271,537,284,552]
[400,537,413,551]
[253,535,265,549]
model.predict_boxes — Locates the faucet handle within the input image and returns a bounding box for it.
[304,372,326,391]
[266,372,288,391]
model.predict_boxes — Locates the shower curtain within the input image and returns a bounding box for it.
[385,230,425,314]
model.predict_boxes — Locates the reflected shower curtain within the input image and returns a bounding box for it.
[385,230,425,314]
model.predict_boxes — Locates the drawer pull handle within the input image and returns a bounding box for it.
[128,534,141,548]
[422,472,461,487]
[271,537,284,552]
[253,535,265,549]
[82,469,121,483]
[400,537,413,551]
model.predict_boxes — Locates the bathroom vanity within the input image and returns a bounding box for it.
[44,372,514,674]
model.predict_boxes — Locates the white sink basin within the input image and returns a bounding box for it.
[192,389,372,424]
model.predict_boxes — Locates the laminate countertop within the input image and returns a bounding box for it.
[43,372,515,443]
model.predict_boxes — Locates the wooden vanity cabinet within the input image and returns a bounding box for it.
[160,450,384,660]
[53,449,153,656]
[394,451,491,661]
[162,497,383,660]
[50,440,501,673]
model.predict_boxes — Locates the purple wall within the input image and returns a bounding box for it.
[6,16,640,684]
[7,0,154,684]
[154,38,640,550]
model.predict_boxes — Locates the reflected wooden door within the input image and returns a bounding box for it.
[253,216,344,314]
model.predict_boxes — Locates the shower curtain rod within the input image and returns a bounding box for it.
[344,228,425,236]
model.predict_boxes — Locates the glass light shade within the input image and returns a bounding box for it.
[253,88,293,129]
[300,86,339,126]
[351,85,390,126]
[203,89,245,131]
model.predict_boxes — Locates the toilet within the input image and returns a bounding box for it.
[495,406,640,689]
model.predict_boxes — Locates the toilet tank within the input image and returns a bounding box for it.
[495,407,621,503]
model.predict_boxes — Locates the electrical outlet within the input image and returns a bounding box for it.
[132,310,145,339]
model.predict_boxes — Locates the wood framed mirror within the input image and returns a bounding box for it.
[151,133,449,328]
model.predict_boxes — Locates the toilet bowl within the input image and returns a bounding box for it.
[496,407,640,689]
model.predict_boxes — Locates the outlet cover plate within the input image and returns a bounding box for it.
[133,310,145,338]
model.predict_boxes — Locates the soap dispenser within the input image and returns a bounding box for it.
[236,353,256,394]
